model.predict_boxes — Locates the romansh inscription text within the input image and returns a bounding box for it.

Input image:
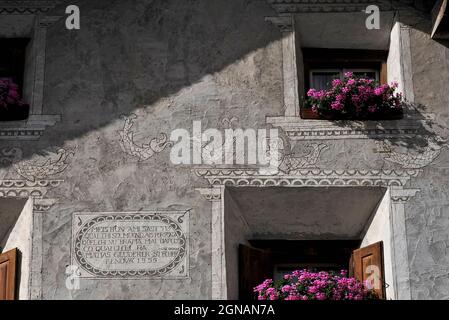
[71,211,189,279]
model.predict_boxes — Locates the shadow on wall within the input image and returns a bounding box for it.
[0,0,445,165]
[0,197,28,246]
[0,0,283,166]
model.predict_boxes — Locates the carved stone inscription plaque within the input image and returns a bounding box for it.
[71,211,189,279]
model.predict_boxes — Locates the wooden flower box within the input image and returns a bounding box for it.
[300,107,403,121]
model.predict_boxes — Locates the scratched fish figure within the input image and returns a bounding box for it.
[119,114,172,161]
[279,143,328,173]
[377,137,446,169]
[15,148,74,182]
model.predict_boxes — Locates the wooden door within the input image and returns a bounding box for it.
[0,248,18,300]
[239,244,273,300]
[350,241,385,299]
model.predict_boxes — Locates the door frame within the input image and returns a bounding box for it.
[195,168,418,300]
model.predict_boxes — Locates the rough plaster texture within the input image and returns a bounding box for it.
[295,12,394,50]
[405,23,449,300]
[1,0,283,299]
[0,0,448,299]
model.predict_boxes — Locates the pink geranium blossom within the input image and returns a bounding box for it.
[305,73,403,118]
[254,269,378,301]
[0,78,25,108]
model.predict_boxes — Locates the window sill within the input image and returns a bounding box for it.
[300,108,404,121]
[0,114,60,140]
[267,111,432,140]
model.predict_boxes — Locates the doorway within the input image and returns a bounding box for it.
[224,186,393,299]
[238,240,361,300]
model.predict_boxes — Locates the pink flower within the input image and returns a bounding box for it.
[307,88,317,97]
[336,93,346,102]
[269,293,279,300]
[308,286,318,294]
[332,79,343,86]
[344,71,354,78]
[0,78,25,108]
[254,269,378,301]
[315,90,326,99]
[374,87,384,96]
[265,287,276,295]
[347,79,355,86]
[331,101,343,110]
[281,285,292,293]
[316,292,327,300]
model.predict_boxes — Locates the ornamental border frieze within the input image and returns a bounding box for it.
[267,0,393,13]
[0,129,44,139]
[286,127,420,140]
[0,179,62,212]
[0,0,58,14]
[266,114,434,141]
[194,168,420,188]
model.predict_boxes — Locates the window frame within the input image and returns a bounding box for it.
[0,12,62,138]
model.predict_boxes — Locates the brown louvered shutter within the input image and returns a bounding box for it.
[239,244,273,300]
[0,248,18,300]
[351,241,385,299]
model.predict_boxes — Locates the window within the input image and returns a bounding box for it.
[0,38,30,121]
[301,48,388,119]
[0,38,29,94]
[310,68,379,91]
[309,70,340,91]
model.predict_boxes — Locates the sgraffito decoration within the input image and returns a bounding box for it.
[0,147,22,165]
[14,148,75,182]
[119,114,172,161]
[280,142,328,173]
[376,137,447,169]
[71,211,189,279]
[0,146,74,211]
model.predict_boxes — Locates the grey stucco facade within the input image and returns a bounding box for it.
[0,0,449,300]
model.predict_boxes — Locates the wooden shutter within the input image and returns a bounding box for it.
[351,241,385,299]
[0,248,18,300]
[239,244,273,300]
